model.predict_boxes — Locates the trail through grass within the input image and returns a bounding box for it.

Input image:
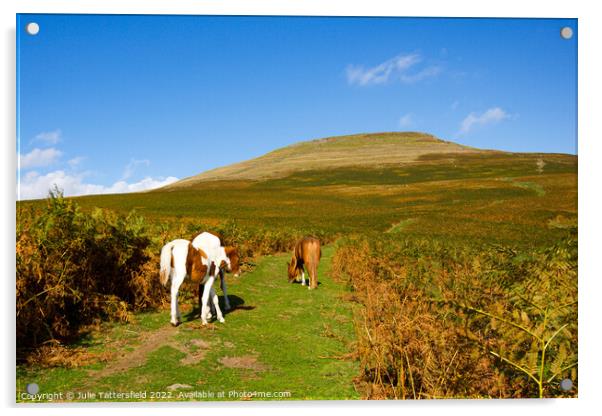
[501,177,546,196]
[16,246,359,402]
[386,218,416,233]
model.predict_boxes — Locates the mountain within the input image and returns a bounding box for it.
[167,131,491,188]
[65,130,575,247]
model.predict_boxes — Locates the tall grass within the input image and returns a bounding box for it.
[332,231,577,398]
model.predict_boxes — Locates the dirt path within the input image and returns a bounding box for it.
[87,322,222,382]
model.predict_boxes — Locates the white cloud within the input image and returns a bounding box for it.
[459,107,510,135]
[105,176,179,194]
[346,53,422,86]
[399,66,441,84]
[122,159,150,180]
[67,156,86,169]
[399,113,414,128]
[32,129,62,145]
[19,148,62,169]
[17,135,177,199]
[17,170,179,200]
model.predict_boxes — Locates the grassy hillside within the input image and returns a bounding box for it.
[170,132,484,185]
[47,139,577,248]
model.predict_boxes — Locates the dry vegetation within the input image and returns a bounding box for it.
[16,189,167,358]
[331,232,577,398]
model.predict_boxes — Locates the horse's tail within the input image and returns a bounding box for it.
[311,239,321,265]
[160,241,175,287]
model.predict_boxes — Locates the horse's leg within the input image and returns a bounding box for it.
[209,276,217,317]
[310,262,318,289]
[199,282,214,319]
[198,283,209,318]
[304,265,313,290]
[200,276,215,325]
[209,295,216,319]
[210,286,225,323]
[220,269,231,310]
[301,269,306,286]
[170,271,185,326]
[199,283,203,315]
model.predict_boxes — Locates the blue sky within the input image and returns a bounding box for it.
[17,15,577,199]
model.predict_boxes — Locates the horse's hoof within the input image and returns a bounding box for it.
[301,282,306,286]
[218,318,225,323]
[171,321,180,327]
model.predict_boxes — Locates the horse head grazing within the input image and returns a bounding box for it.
[225,246,240,277]
[287,256,299,283]
[213,246,231,275]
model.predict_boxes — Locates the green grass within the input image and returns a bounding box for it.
[17,246,359,402]
[19,151,573,249]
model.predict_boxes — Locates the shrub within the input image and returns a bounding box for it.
[16,189,166,358]
[332,231,577,399]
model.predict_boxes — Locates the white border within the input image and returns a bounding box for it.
[3,1,601,415]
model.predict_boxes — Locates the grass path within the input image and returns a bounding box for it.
[17,246,359,402]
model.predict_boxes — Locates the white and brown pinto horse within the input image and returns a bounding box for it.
[160,239,230,326]
[191,231,240,311]
[288,237,321,289]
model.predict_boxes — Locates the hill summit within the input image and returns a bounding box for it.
[169,131,484,187]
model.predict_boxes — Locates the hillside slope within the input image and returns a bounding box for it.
[59,130,575,247]
[168,132,487,187]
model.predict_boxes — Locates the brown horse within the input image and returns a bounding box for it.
[288,237,321,289]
